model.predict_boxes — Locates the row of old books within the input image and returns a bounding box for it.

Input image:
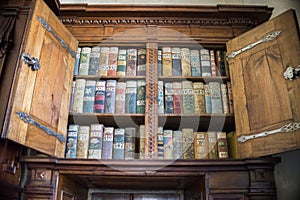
[158,80,233,114]
[158,47,229,77]
[70,79,146,113]
[65,124,230,160]
[74,47,146,77]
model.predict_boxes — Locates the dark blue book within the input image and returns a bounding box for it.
[83,80,96,113]
[88,46,101,75]
[158,49,162,77]
[113,128,125,159]
[104,80,117,113]
[102,127,114,159]
[73,47,81,76]
[204,84,212,113]
[136,80,146,114]
[191,49,201,76]
[65,124,79,158]
[125,80,137,113]
[164,82,174,114]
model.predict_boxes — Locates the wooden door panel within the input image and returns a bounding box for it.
[4,0,78,157]
[227,9,300,158]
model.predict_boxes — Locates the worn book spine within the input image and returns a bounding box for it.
[69,81,76,113]
[172,81,182,114]
[207,131,218,159]
[209,50,217,77]
[65,124,79,158]
[104,80,117,113]
[162,47,172,76]
[136,80,146,114]
[200,49,211,77]
[182,128,195,159]
[125,80,137,114]
[78,47,91,75]
[173,130,183,159]
[164,82,174,114]
[107,47,119,76]
[157,49,162,77]
[224,51,230,78]
[83,80,96,113]
[226,131,238,158]
[190,49,201,76]
[137,48,146,76]
[125,127,136,159]
[102,127,114,159]
[171,47,182,76]
[76,126,90,158]
[115,82,126,114]
[227,82,234,113]
[194,132,208,159]
[88,124,104,159]
[94,80,106,113]
[204,84,212,113]
[181,48,191,76]
[116,49,127,76]
[88,46,101,75]
[163,129,173,159]
[217,132,229,159]
[182,80,194,114]
[193,82,206,114]
[221,83,229,114]
[157,127,164,159]
[73,47,81,76]
[209,82,223,114]
[157,81,165,114]
[98,47,110,76]
[113,128,125,159]
[72,79,86,113]
[215,50,226,76]
[139,125,145,159]
[126,48,137,76]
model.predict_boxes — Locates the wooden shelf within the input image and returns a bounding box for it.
[159,76,230,83]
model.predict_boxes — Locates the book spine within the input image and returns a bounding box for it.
[163,129,173,159]
[209,50,217,77]
[171,47,182,76]
[115,82,126,114]
[65,124,79,158]
[181,48,191,76]
[227,82,234,113]
[221,83,229,114]
[78,47,91,75]
[162,47,172,76]
[107,47,119,76]
[94,80,106,113]
[113,128,125,159]
[204,84,212,113]
[73,47,81,76]
[172,81,182,114]
[137,48,146,76]
[157,81,165,114]
[224,51,230,78]
[102,127,114,159]
[157,49,162,77]
[217,132,229,159]
[72,79,86,113]
[125,80,137,114]
[194,132,208,159]
[69,81,76,113]
[182,80,194,114]
[83,80,96,113]
[104,80,117,113]
[190,49,201,76]
[200,49,211,77]
[182,128,195,159]
[98,47,110,76]
[216,50,226,76]
[226,131,238,158]
[88,124,104,159]
[207,131,218,159]
[139,125,145,159]
[173,130,183,159]
[125,127,136,159]
[193,82,206,114]
[209,82,223,114]
[157,127,164,159]
[126,49,137,76]
[88,46,101,75]
[76,126,90,158]
[164,82,174,114]
[136,80,146,114]
[116,49,127,76]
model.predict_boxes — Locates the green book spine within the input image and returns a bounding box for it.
[182,128,195,159]
[164,82,174,114]
[125,127,136,159]
[113,128,125,159]
[181,48,191,76]
[226,131,238,158]
[78,47,91,75]
[182,80,194,114]
[83,80,96,113]
[125,80,137,113]
[217,132,229,159]
[116,49,127,76]
[136,80,146,114]
[137,48,146,76]
[65,124,79,158]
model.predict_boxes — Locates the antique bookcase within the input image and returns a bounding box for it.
[0,0,300,199]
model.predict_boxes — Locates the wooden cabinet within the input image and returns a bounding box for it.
[1,0,299,199]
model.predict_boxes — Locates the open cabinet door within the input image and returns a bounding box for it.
[3,0,78,157]
[227,9,300,158]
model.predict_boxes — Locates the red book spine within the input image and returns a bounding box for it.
[115,82,126,113]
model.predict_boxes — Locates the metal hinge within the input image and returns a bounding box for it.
[283,65,300,80]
